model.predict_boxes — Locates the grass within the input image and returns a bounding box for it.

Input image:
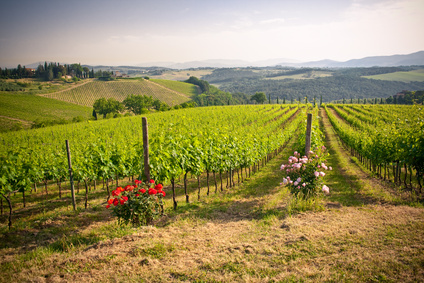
[0,91,92,129]
[140,69,214,81]
[266,70,333,81]
[363,69,424,82]
[151,79,200,97]
[1,114,423,282]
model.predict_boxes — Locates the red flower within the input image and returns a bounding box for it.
[139,188,146,193]
[120,199,125,205]
[159,191,166,197]
[148,188,157,195]
[155,184,163,191]
[135,179,142,185]
[117,187,124,192]
[121,196,128,201]
[107,199,113,204]
[149,179,155,184]
[112,190,121,196]
[135,194,140,197]
[106,204,111,209]
[113,198,119,206]
[125,185,134,191]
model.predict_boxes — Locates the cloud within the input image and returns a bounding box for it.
[260,18,286,25]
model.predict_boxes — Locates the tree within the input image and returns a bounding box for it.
[250,92,266,104]
[123,94,154,115]
[93,97,123,118]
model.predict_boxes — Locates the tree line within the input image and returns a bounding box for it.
[0,62,114,81]
[92,94,197,119]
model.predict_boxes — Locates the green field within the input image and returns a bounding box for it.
[41,78,192,107]
[266,70,333,80]
[140,69,214,81]
[151,79,200,97]
[0,92,92,131]
[363,69,424,82]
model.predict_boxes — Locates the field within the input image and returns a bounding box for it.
[0,104,423,282]
[266,70,333,80]
[363,69,424,82]
[151,79,200,97]
[0,91,92,132]
[41,78,192,107]
[0,78,199,132]
[142,69,214,81]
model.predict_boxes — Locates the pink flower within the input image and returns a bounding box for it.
[282,178,288,185]
[314,171,320,177]
[296,177,302,183]
[302,183,306,187]
[329,166,332,170]
[280,164,286,170]
[294,181,298,186]
[289,180,293,184]
[322,185,330,194]
[320,172,326,177]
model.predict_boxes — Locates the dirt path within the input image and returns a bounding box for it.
[0,115,31,124]
[37,79,93,97]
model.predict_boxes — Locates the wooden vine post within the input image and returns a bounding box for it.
[65,140,76,211]
[305,113,312,157]
[142,117,150,181]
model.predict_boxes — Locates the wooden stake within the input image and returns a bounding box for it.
[66,140,76,211]
[305,113,312,156]
[142,117,150,181]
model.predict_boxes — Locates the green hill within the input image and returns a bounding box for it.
[363,69,424,83]
[41,78,192,107]
[151,79,200,96]
[0,92,92,132]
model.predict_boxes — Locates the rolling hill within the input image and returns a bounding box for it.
[41,78,195,108]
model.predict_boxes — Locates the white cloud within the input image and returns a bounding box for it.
[260,18,286,25]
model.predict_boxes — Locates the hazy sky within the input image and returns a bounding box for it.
[1,0,423,67]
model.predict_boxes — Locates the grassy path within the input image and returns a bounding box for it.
[1,112,424,282]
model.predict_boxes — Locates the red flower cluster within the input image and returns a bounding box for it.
[106,194,129,208]
[106,180,165,209]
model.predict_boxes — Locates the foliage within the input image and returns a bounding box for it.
[123,94,154,115]
[386,90,424,105]
[106,180,165,226]
[93,97,124,118]
[251,92,267,104]
[200,67,424,103]
[281,147,331,199]
[184,76,210,93]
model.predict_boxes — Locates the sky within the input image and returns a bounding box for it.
[0,0,423,67]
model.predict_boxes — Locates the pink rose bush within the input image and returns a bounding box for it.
[281,146,331,199]
[106,179,165,226]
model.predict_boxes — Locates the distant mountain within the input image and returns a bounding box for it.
[293,51,424,68]
[136,58,301,69]
[134,51,424,69]
[22,51,424,70]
